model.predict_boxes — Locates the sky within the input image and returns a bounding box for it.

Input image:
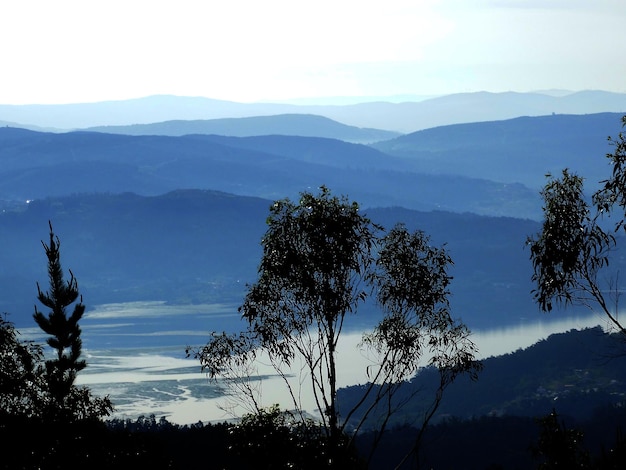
[1,0,625,105]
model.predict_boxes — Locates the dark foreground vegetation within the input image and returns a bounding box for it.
[5,299,626,469]
[2,403,626,469]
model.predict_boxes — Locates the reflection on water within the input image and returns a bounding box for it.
[75,303,609,425]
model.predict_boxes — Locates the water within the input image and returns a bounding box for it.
[69,302,610,425]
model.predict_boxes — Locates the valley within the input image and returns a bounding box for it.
[3,92,626,468]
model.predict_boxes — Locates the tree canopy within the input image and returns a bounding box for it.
[190,186,481,467]
[528,115,626,335]
[0,315,47,418]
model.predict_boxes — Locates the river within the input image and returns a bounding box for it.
[67,302,611,425]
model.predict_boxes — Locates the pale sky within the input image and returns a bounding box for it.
[1,0,625,104]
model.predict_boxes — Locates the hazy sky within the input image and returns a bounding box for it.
[1,0,625,104]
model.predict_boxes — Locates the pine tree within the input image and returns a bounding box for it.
[33,221,87,415]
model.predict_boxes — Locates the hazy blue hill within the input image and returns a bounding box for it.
[325,91,626,132]
[84,114,400,143]
[0,189,572,337]
[0,95,271,130]
[0,120,60,133]
[373,112,624,189]
[368,207,543,325]
[0,127,541,218]
[2,91,626,133]
[189,134,412,170]
[0,190,270,327]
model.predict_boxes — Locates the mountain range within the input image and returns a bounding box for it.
[0,126,540,218]
[2,90,626,133]
[374,112,623,190]
[1,94,624,336]
[0,189,600,340]
[2,92,626,447]
[2,110,624,221]
[83,114,400,144]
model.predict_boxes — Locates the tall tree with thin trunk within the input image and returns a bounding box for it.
[190,187,480,467]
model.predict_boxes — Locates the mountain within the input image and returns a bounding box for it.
[0,95,258,130]
[354,326,626,470]
[373,112,625,190]
[0,190,269,330]
[342,327,626,431]
[2,91,626,133]
[331,90,626,133]
[0,127,541,218]
[181,134,412,170]
[0,190,585,338]
[84,114,400,144]
[0,120,61,133]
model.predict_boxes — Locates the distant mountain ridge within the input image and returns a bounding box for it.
[84,114,400,144]
[373,112,625,189]
[0,126,541,219]
[2,90,626,133]
[0,190,548,334]
[1,112,622,219]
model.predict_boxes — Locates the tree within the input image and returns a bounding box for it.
[32,221,112,421]
[362,224,481,467]
[527,116,626,336]
[226,404,362,469]
[532,409,591,469]
[0,315,47,418]
[190,187,480,467]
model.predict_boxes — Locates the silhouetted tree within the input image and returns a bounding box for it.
[33,221,112,421]
[225,404,363,469]
[532,409,591,469]
[190,187,480,467]
[528,116,626,337]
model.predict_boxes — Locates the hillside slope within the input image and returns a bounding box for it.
[373,112,624,189]
[340,327,626,429]
[0,127,540,218]
[84,114,400,143]
[0,191,548,334]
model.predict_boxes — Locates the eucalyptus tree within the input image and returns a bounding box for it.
[528,116,626,336]
[361,224,480,466]
[191,187,480,466]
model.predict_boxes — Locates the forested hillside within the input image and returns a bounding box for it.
[340,327,626,430]
[1,191,553,331]
[373,112,624,189]
[0,127,539,218]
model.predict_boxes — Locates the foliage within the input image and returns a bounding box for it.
[594,115,626,229]
[357,225,480,465]
[190,187,481,466]
[32,222,112,421]
[528,169,613,312]
[532,409,591,469]
[528,116,626,335]
[226,404,363,469]
[0,415,175,470]
[0,315,47,418]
